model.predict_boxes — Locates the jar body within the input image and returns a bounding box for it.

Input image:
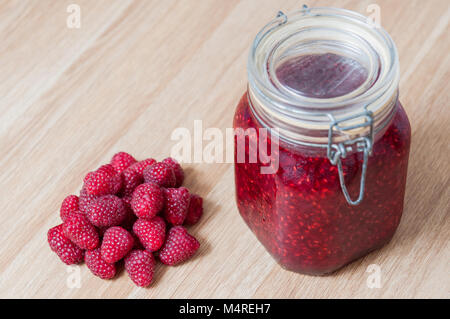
[233,93,411,275]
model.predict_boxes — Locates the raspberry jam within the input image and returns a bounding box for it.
[233,8,411,275]
[275,53,369,99]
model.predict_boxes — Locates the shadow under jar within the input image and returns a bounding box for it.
[233,7,411,275]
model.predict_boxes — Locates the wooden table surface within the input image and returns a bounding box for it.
[0,0,449,299]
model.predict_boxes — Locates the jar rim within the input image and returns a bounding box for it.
[247,7,400,146]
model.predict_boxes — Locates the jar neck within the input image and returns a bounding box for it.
[247,7,400,148]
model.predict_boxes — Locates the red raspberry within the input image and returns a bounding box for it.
[133,217,166,252]
[163,187,190,225]
[143,162,176,188]
[120,166,143,197]
[125,250,155,287]
[48,224,84,265]
[83,164,122,196]
[131,183,164,219]
[159,226,200,266]
[162,157,184,187]
[85,248,116,279]
[63,213,99,250]
[110,152,137,174]
[129,158,157,176]
[185,194,203,225]
[100,227,134,263]
[79,187,97,213]
[87,195,127,227]
[60,195,79,222]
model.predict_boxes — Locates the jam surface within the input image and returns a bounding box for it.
[234,54,411,275]
[275,53,369,98]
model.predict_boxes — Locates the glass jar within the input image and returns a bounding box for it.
[233,7,411,275]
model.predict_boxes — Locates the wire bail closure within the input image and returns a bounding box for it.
[327,109,374,206]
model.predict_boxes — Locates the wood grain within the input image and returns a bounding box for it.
[0,0,448,298]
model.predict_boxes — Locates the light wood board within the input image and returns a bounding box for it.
[0,0,449,298]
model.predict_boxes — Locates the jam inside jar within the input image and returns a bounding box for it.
[233,8,411,275]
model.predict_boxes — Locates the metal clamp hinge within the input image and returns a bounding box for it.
[327,109,374,206]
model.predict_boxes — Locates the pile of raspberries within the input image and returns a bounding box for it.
[47,152,202,287]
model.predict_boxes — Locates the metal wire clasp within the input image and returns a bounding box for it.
[327,109,374,206]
